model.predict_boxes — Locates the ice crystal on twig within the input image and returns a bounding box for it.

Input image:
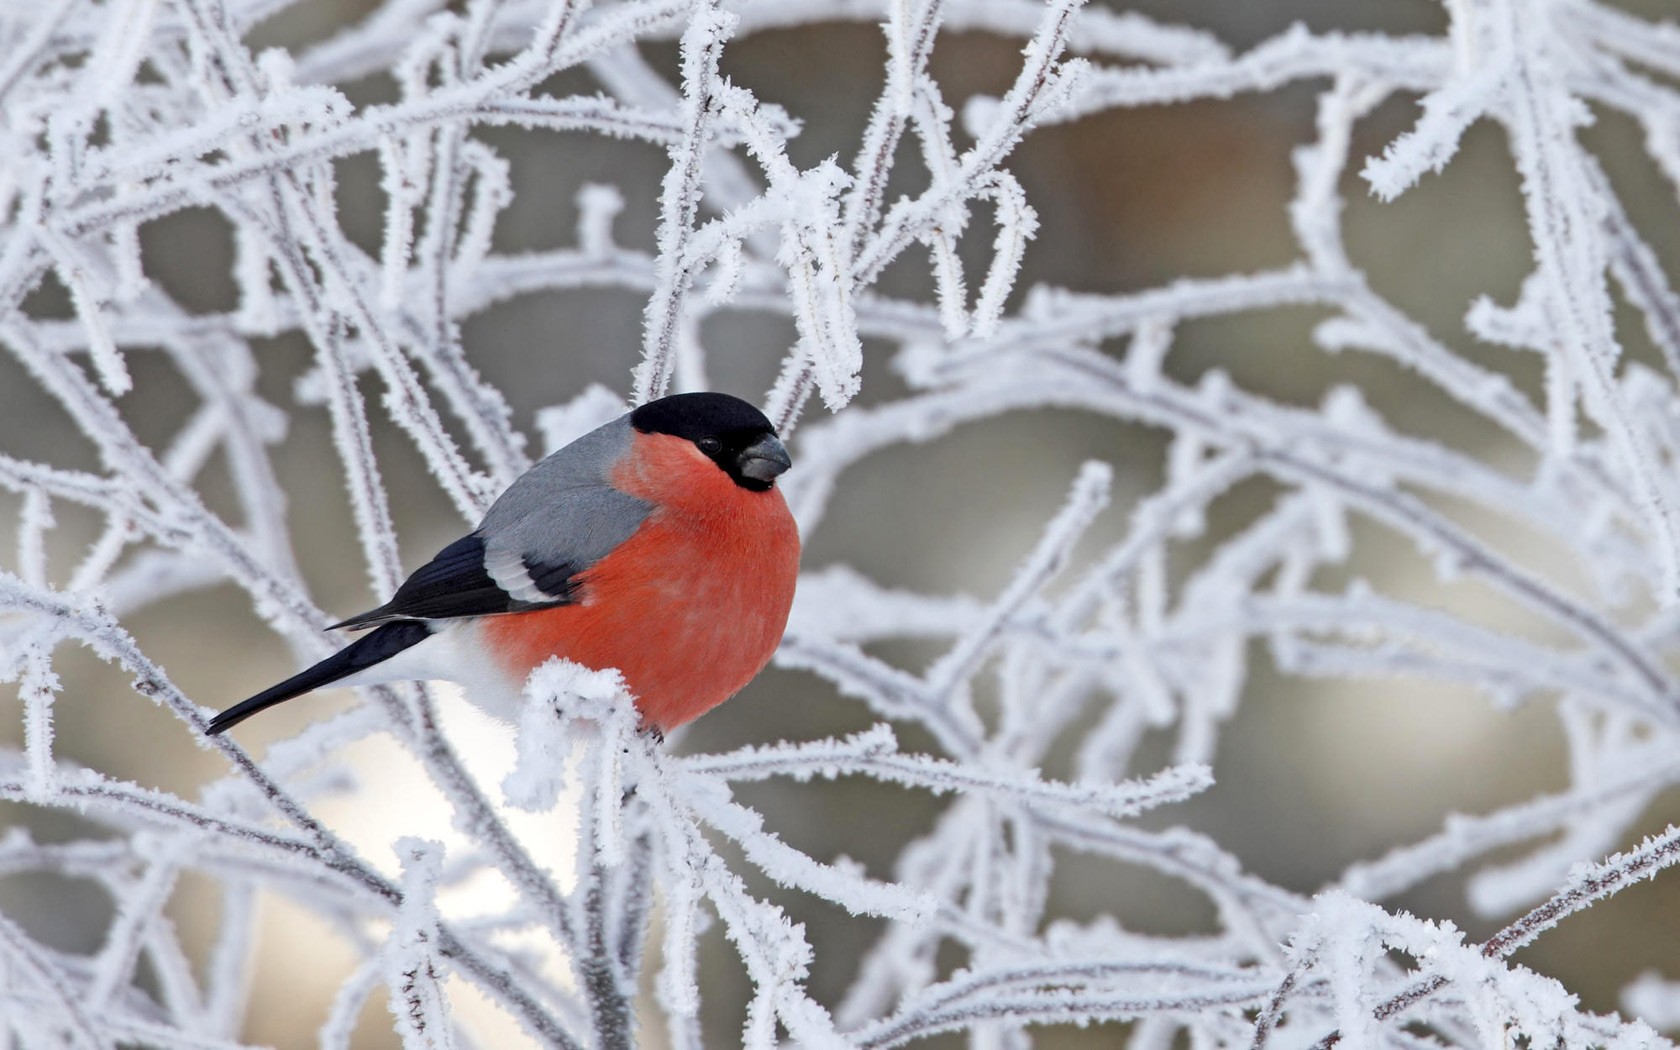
[2,0,1680,1045]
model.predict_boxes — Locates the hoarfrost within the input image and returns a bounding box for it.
[0,0,1678,1046]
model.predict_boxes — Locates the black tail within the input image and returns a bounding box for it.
[207,621,433,735]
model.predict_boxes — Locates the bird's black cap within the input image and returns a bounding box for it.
[630,393,787,491]
[629,392,776,441]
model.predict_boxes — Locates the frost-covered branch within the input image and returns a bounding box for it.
[4,0,1680,1045]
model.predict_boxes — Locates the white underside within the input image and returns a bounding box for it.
[333,621,527,724]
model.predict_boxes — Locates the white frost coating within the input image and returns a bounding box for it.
[575,183,626,258]
[633,2,735,405]
[1627,973,1680,1033]
[785,566,987,643]
[383,839,459,1050]
[0,0,1678,1046]
[38,228,131,396]
[17,647,58,800]
[684,778,938,923]
[926,460,1110,702]
[503,658,629,811]
[377,135,422,312]
[533,382,631,454]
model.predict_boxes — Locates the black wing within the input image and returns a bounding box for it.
[329,534,581,630]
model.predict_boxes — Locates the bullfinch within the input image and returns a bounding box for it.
[207,392,800,736]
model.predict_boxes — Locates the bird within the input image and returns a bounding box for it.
[207,391,800,736]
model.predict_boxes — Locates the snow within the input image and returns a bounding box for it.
[0,0,1679,1045]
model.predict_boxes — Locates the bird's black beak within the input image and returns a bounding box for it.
[737,433,792,483]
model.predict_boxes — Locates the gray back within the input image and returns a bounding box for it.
[478,415,651,573]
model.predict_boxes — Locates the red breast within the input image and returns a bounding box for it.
[481,431,801,730]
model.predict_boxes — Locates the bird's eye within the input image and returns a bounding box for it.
[698,436,723,455]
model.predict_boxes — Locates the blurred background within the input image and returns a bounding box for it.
[4,0,1680,1045]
